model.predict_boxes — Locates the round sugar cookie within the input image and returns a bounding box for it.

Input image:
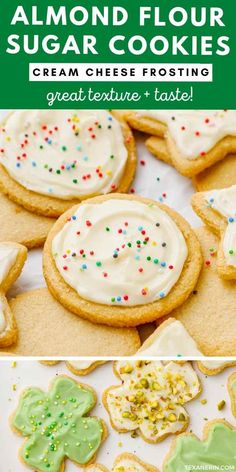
[0,110,136,217]
[43,193,202,327]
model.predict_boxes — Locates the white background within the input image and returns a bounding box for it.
[0,110,201,299]
[0,361,235,471]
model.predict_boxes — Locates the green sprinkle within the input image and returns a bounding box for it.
[96,261,102,267]
[73,179,78,184]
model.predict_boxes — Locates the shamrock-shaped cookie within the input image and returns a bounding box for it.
[85,452,159,471]
[192,184,236,279]
[228,373,236,418]
[163,420,236,471]
[11,375,107,472]
[0,241,27,347]
[103,361,200,443]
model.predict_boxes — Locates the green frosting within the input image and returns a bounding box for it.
[165,423,236,471]
[12,376,104,472]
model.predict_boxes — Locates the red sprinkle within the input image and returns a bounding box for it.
[86,220,92,227]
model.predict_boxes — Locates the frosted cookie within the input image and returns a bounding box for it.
[0,242,27,348]
[0,110,136,217]
[43,193,202,328]
[11,375,107,471]
[163,420,236,471]
[198,360,236,376]
[5,287,140,356]
[193,153,236,191]
[85,453,159,472]
[192,184,236,279]
[40,360,106,376]
[169,227,236,356]
[228,373,236,418]
[103,361,201,443]
[137,318,203,357]
[137,110,236,177]
[0,191,55,248]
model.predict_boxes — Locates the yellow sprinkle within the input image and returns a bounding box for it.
[6,136,11,142]
[152,241,157,246]
[12,384,17,391]
[11,361,17,368]
[106,170,112,176]
[201,399,207,405]
[118,441,123,447]
[217,400,226,411]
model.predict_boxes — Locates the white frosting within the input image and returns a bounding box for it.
[200,360,233,370]
[67,361,94,370]
[88,458,149,472]
[52,199,188,306]
[138,320,203,357]
[137,110,236,160]
[205,185,236,267]
[0,110,128,199]
[0,300,6,333]
[0,244,19,284]
[106,361,200,442]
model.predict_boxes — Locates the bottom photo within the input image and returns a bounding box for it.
[0,359,236,471]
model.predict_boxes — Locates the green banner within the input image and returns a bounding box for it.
[0,0,235,108]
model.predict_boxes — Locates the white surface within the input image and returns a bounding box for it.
[0,110,201,298]
[0,361,235,471]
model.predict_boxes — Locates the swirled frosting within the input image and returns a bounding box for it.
[137,110,236,160]
[52,199,188,306]
[205,184,236,267]
[0,110,128,199]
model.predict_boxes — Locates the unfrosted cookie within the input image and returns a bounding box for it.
[11,375,107,471]
[169,227,236,356]
[192,185,236,279]
[228,372,236,418]
[0,110,136,217]
[103,361,201,443]
[0,191,55,248]
[4,287,140,356]
[198,360,236,376]
[137,318,203,357]
[193,153,236,191]
[163,420,236,471]
[0,242,27,347]
[40,360,106,376]
[85,453,159,472]
[43,193,202,327]
[136,110,236,177]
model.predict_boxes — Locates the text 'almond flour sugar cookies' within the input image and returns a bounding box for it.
[85,453,159,472]
[43,193,202,327]
[192,184,236,279]
[0,242,27,348]
[0,110,136,217]
[11,376,107,472]
[103,361,201,444]
[127,110,236,177]
[163,420,236,472]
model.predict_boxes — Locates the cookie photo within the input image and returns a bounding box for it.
[0,191,55,248]
[11,375,107,471]
[163,420,236,471]
[193,153,236,191]
[0,242,27,347]
[43,193,202,327]
[140,110,236,177]
[228,372,236,418]
[103,361,201,444]
[198,360,236,376]
[0,110,136,217]
[169,227,236,356]
[5,287,140,356]
[85,452,159,472]
[192,184,236,279]
[137,318,203,357]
